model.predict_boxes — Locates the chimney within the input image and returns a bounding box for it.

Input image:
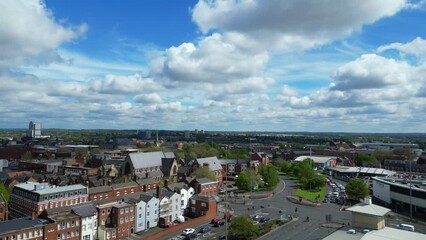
[124,177,128,183]
[363,197,372,205]
[108,180,112,186]
[143,185,147,192]
[156,186,161,199]
[103,179,107,186]
[31,211,36,220]
[85,180,89,187]
[145,172,149,178]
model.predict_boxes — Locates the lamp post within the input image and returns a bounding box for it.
[225,145,228,240]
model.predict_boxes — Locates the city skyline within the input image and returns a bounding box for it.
[1,0,426,132]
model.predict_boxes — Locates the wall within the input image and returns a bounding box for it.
[352,213,385,230]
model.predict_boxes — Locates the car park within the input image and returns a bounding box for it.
[182,228,196,235]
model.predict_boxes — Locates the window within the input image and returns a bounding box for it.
[125,207,129,213]
[107,209,110,214]
[201,202,207,207]
[120,217,123,224]
[130,207,133,212]
[102,210,105,215]
[120,209,124,214]
[57,234,60,240]
[139,214,142,218]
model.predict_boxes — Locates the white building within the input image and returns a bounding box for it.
[129,193,159,232]
[294,155,337,170]
[71,203,98,240]
[27,121,41,138]
[157,188,181,226]
[167,183,194,215]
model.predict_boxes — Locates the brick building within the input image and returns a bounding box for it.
[0,217,49,240]
[189,178,219,197]
[9,182,88,219]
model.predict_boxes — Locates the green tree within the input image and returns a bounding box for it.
[20,151,33,160]
[280,161,292,173]
[346,178,369,201]
[355,154,378,166]
[143,146,163,152]
[191,166,217,181]
[236,171,250,191]
[259,164,279,187]
[228,215,259,240]
[74,148,89,158]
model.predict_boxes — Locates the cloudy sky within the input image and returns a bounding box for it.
[1,0,426,132]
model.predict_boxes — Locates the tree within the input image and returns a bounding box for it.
[228,215,259,240]
[259,164,279,187]
[355,154,378,166]
[236,171,250,191]
[191,166,217,181]
[280,161,292,173]
[346,178,369,201]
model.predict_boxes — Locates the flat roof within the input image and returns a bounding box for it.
[294,155,336,164]
[15,182,86,195]
[324,227,426,240]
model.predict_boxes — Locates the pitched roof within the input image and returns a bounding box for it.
[111,181,138,189]
[346,202,390,217]
[0,217,50,235]
[177,166,190,174]
[128,151,174,169]
[88,186,113,195]
[196,157,222,171]
[161,158,176,176]
[194,178,218,185]
[71,203,97,217]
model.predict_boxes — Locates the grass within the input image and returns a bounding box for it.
[0,183,10,203]
[293,187,326,202]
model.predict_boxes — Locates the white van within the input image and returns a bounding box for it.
[397,224,415,231]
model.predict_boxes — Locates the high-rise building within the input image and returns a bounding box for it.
[26,121,41,138]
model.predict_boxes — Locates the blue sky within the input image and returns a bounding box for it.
[1,0,426,132]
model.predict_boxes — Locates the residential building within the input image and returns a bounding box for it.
[0,217,49,240]
[194,157,223,185]
[219,159,250,175]
[189,178,219,197]
[151,187,181,227]
[9,182,88,218]
[167,182,194,216]
[71,203,98,240]
[111,182,141,197]
[251,152,270,165]
[88,186,113,201]
[128,193,159,232]
[97,202,135,240]
[188,195,217,218]
[0,195,8,222]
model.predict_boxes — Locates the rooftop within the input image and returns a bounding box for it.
[0,217,49,235]
[294,155,337,163]
[346,198,390,217]
[323,226,426,240]
[15,182,86,195]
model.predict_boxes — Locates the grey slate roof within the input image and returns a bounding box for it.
[128,151,174,169]
[177,166,190,174]
[111,181,138,189]
[88,185,113,195]
[196,157,223,171]
[71,203,97,217]
[0,217,50,235]
[146,170,164,178]
[194,177,218,185]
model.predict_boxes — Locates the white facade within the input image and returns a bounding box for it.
[81,214,98,240]
[145,196,159,229]
[178,187,194,215]
[159,192,181,223]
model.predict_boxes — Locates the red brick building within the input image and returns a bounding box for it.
[251,152,270,165]
[189,178,219,197]
[97,202,135,240]
[0,217,49,240]
[9,182,88,219]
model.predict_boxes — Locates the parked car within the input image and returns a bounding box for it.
[211,218,222,224]
[259,217,271,223]
[214,220,225,227]
[185,233,197,240]
[182,228,196,235]
[199,226,211,233]
[252,215,263,221]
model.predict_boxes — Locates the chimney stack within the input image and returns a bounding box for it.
[156,186,161,199]
[363,196,372,205]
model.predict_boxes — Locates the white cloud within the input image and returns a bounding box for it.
[133,93,163,104]
[89,74,162,94]
[0,0,87,67]
[192,0,407,50]
[377,37,426,57]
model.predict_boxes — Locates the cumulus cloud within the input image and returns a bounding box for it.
[192,0,407,50]
[0,0,87,67]
[89,74,162,94]
[331,54,412,90]
[133,93,163,104]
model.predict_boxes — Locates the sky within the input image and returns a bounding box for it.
[1,0,426,132]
